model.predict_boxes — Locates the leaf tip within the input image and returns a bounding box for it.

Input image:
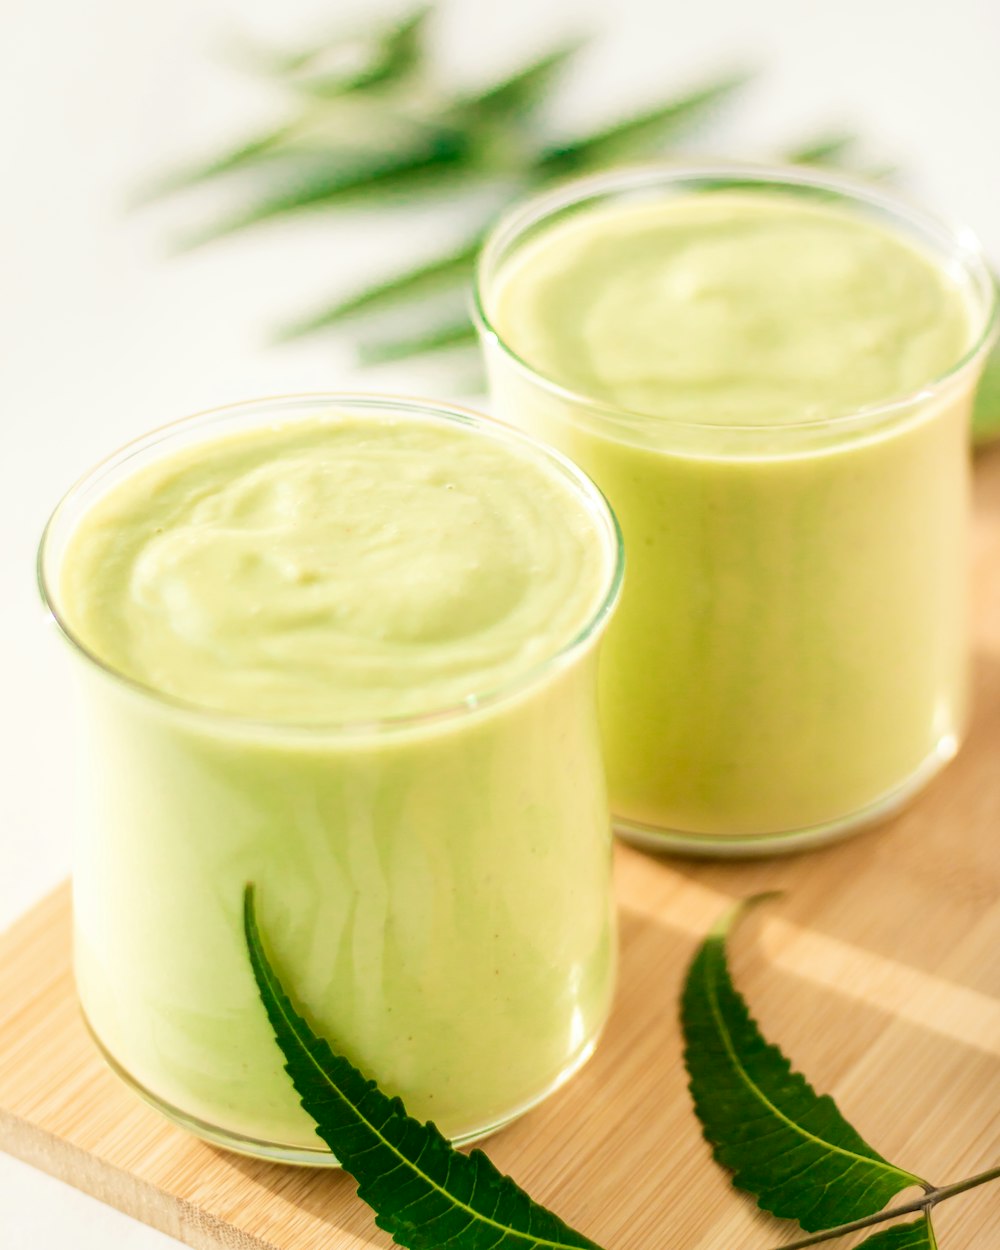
[709,889,783,938]
[243,882,259,947]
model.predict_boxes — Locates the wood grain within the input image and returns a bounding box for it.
[3,449,1000,1249]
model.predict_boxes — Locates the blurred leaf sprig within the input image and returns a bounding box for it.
[142,8,862,364]
[144,4,999,440]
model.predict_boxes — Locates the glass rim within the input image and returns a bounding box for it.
[38,391,625,738]
[472,159,1000,435]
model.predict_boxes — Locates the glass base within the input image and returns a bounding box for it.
[82,1009,601,1167]
[613,734,959,859]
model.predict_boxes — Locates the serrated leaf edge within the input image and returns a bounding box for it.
[693,896,925,1189]
[244,884,601,1250]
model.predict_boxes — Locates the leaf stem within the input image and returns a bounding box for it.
[766,1165,1000,1249]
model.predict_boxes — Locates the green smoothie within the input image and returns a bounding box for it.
[480,178,992,847]
[47,400,621,1156]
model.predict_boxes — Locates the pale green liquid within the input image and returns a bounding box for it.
[60,411,617,1149]
[488,191,979,840]
[62,418,608,722]
[495,193,972,422]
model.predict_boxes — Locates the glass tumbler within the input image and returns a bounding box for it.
[475,163,998,856]
[38,394,624,1163]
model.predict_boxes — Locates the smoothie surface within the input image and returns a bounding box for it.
[491,191,976,424]
[60,414,612,723]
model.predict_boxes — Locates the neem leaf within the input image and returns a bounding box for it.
[857,1217,938,1249]
[175,126,471,248]
[784,132,859,167]
[289,5,433,99]
[132,123,298,203]
[357,318,479,365]
[681,898,927,1233]
[458,38,587,124]
[537,71,750,173]
[275,239,480,340]
[244,885,607,1250]
[229,5,431,89]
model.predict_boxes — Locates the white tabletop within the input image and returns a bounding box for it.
[2,0,998,1243]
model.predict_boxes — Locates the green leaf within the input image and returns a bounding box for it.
[137,110,434,204]
[288,6,433,99]
[681,898,927,1233]
[357,318,479,365]
[458,38,587,124]
[227,5,431,88]
[784,132,859,167]
[141,8,433,201]
[133,124,299,202]
[857,1216,938,1249]
[780,134,897,185]
[243,884,606,1250]
[276,240,480,339]
[175,126,472,247]
[537,70,751,173]
[973,336,1000,446]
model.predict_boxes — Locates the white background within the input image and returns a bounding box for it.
[2,0,998,1244]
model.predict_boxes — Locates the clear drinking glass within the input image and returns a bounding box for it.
[38,394,624,1163]
[474,163,998,856]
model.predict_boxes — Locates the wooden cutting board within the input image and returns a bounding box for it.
[3,450,1000,1249]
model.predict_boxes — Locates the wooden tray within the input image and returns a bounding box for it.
[3,451,1000,1250]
